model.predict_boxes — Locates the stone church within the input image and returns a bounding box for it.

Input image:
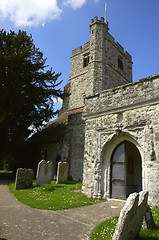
[31,17,159,206]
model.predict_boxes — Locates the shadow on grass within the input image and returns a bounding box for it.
[65,181,78,185]
[54,185,65,189]
[138,237,159,240]
[42,186,55,192]
[138,225,159,240]
[154,225,159,231]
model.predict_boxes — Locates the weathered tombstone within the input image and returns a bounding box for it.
[36,160,54,186]
[15,168,34,190]
[144,205,155,229]
[56,162,68,184]
[113,191,148,240]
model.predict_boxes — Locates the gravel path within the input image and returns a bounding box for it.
[0,179,125,240]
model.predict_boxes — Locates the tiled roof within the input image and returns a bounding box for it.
[28,107,84,144]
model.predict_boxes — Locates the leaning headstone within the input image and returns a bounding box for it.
[113,191,148,240]
[36,160,54,186]
[15,168,34,190]
[144,205,155,229]
[56,162,68,184]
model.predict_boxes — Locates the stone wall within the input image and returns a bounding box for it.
[89,17,132,93]
[40,112,85,181]
[105,32,132,89]
[68,112,85,181]
[84,74,159,116]
[40,142,63,178]
[29,16,158,206]
[65,16,132,111]
[68,42,93,110]
[82,75,159,206]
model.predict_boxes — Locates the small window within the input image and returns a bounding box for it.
[83,54,90,67]
[118,57,123,70]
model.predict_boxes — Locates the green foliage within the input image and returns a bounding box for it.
[90,216,118,240]
[0,29,63,163]
[90,208,159,240]
[9,180,101,210]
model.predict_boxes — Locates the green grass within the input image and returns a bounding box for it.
[139,208,159,239]
[9,180,101,211]
[90,208,159,240]
[90,216,119,240]
[0,170,13,177]
[0,170,13,174]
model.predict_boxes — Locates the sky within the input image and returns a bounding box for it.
[0,0,159,112]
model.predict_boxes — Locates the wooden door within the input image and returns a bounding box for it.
[111,142,126,199]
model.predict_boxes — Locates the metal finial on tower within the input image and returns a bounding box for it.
[105,1,107,23]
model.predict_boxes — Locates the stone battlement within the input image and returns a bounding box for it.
[71,41,90,57]
[107,34,132,61]
[71,16,131,61]
[91,16,108,25]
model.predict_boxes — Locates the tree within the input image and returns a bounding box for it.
[0,29,63,167]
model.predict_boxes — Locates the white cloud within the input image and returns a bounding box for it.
[0,0,62,27]
[0,0,100,27]
[63,0,87,9]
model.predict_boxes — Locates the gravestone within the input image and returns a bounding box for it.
[113,191,149,240]
[15,168,34,190]
[144,205,155,229]
[36,160,54,186]
[56,162,68,184]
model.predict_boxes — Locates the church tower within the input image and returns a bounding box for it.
[89,17,132,93]
[61,17,132,113]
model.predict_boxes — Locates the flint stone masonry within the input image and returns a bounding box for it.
[83,74,159,117]
[39,110,85,182]
[29,17,159,206]
[15,168,34,190]
[113,191,148,240]
[82,75,159,206]
[36,160,54,186]
[66,16,132,111]
[56,162,69,184]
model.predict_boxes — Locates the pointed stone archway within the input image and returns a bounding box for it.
[101,133,143,200]
[110,140,142,199]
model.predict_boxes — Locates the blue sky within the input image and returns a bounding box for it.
[0,0,159,111]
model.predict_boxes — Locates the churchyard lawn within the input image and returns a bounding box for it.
[9,180,101,210]
[0,170,13,176]
[90,208,159,240]
[0,170,13,180]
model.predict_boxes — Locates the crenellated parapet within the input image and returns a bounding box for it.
[91,16,108,26]
[71,41,90,57]
[68,16,133,110]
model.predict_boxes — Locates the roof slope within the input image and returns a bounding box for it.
[28,107,84,144]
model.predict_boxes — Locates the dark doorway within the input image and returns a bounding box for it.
[110,141,142,199]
